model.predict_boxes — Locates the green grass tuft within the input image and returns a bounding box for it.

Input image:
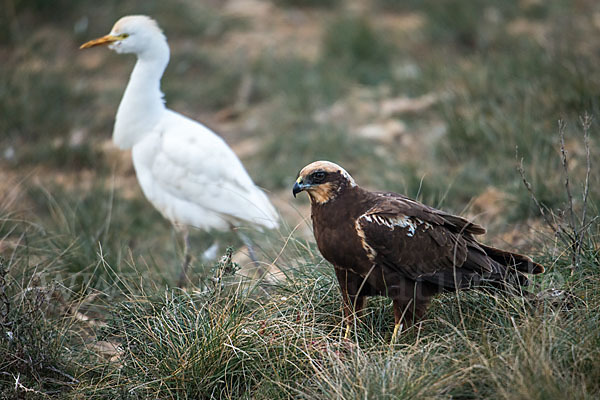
[322,15,395,85]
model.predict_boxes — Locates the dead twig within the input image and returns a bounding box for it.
[0,258,11,327]
[558,120,582,269]
[13,373,51,398]
[579,113,592,251]
[47,365,79,385]
[558,120,577,241]
[517,115,595,270]
[516,148,559,235]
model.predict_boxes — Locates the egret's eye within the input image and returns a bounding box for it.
[119,33,129,39]
[313,171,326,182]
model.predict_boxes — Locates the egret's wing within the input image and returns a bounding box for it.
[148,111,279,229]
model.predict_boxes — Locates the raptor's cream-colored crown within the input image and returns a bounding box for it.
[298,161,357,187]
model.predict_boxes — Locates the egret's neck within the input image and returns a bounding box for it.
[113,42,170,149]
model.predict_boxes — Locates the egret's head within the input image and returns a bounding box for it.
[80,15,166,57]
[293,161,357,204]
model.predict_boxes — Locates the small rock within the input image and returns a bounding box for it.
[69,128,87,147]
[73,16,88,35]
[3,146,15,161]
[380,93,438,117]
[356,119,406,143]
[224,0,273,18]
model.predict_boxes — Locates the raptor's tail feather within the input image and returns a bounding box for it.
[480,244,545,274]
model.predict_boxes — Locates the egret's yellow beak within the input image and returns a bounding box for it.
[80,34,122,49]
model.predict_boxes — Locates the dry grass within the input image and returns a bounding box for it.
[1,0,599,398]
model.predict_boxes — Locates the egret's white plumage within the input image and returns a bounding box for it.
[132,109,279,231]
[81,16,279,279]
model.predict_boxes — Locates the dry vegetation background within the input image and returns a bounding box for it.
[1,0,599,398]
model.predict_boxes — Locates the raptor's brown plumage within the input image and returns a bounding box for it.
[293,161,544,339]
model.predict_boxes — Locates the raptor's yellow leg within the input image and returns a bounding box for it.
[390,322,403,344]
[344,322,351,339]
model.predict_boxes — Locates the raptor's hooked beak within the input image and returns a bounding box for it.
[293,178,311,198]
[80,34,123,49]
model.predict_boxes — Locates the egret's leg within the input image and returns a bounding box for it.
[177,228,191,287]
[201,242,219,262]
[237,231,258,264]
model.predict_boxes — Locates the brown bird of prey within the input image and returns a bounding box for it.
[293,161,544,340]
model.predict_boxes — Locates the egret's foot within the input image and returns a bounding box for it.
[177,252,191,288]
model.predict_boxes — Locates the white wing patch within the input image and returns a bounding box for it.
[360,213,432,237]
[355,218,377,262]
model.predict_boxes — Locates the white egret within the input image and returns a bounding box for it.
[80,15,279,285]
